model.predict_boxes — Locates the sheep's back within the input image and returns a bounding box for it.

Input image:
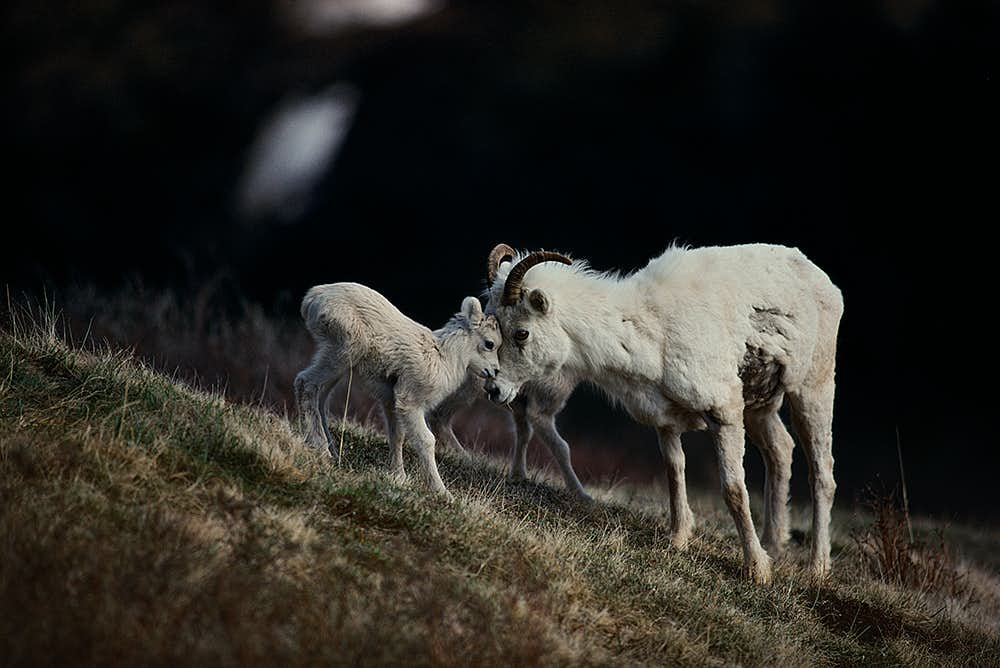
[639,244,843,398]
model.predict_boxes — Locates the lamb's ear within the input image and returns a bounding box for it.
[528,288,550,314]
[461,296,484,324]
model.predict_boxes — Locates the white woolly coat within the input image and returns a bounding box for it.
[491,244,843,428]
[301,282,495,411]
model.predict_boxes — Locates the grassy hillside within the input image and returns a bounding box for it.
[2,317,999,667]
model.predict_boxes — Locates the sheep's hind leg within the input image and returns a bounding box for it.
[656,427,695,549]
[789,380,836,578]
[745,402,794,556]
[713,411,772,584]
[428,410,465,456]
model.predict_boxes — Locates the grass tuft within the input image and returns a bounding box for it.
[853,486,969,598]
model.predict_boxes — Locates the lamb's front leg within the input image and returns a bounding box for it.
[713,412,772,584]
[399,408,453,500]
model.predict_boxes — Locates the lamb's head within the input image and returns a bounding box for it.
[456,296,502,382]
[483,246,573,404]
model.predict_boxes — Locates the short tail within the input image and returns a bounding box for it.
[300,286,334,341]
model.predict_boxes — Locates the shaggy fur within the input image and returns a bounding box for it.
[482,244,843,583]
[294,283,501,498]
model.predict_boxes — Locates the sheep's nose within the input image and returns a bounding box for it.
[492,367,500,377]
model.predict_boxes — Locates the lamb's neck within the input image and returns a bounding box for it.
[431,325,473,397]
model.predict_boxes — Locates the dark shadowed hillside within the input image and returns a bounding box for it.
[3,309,999,666]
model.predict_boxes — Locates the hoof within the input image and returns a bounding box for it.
[670,511,695,549]
[745,551,773,585]
[762,536,788,558]
[508,468,528,482]
[304,434,330,451]
[669,529,692,550]
[809,557,831,580]
[389,468,407,485]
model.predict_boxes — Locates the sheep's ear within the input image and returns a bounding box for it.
[461,296,484,324]
[528,288,550,314]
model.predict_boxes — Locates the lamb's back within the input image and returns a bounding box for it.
[301,283,431,354]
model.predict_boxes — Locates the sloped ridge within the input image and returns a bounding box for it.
[2,325,998,667]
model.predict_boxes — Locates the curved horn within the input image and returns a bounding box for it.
[487,243,517,284]
[501,251,572,306]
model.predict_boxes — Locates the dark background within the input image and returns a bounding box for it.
[3,1,996,521]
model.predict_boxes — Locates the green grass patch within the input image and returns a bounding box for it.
[2,320,998,667]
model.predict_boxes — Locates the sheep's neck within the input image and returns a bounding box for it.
[558,279,650,379]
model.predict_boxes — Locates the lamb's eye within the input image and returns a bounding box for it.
[484,340,495,350]
[514,329,529,343]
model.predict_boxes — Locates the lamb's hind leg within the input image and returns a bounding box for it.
[317,378,342,459]
[294,354,339,455]
[656,427,695,549]
[789,380,837,578]
[745,400,794,556]
[382,400,407,484]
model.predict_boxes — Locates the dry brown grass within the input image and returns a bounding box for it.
[3,303,1000,667]
[852,486,967,597]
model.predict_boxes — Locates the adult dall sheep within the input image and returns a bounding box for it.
[294,283,501,498]
[485,244,843,583]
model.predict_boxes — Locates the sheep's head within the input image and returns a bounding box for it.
[483,247,573,404]
[458,296,501,383]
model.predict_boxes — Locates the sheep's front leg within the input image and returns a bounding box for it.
[428,413,465,455]
[530,412,591,501]
[656,427,695,549]
[713,413,772,584]
[399,409,453,501]
[508,399,533,480]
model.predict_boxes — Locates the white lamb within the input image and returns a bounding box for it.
[294,283,501,497]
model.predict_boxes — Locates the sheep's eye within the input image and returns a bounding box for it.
[514,329,529,342]
[484,340,495,350]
